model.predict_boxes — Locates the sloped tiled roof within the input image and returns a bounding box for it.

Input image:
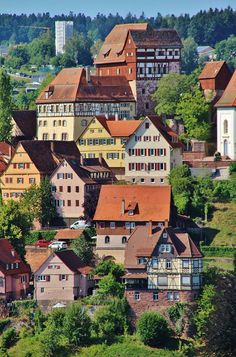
[55,250,91,273]
[124,226,202,269]
[36,68,135,104]
[215,70,236,107]
[94,185,171,222]
[145,116,183,149]
[55,229,84,241]
[20,140,81,174]
[95,23,149,64]
[12,110,36,138]
[0,239,30,275]
[198,61,226,79]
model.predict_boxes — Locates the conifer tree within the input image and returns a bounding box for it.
[0,70,13,141]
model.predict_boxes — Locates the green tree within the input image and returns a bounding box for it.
[97,273,124,298]
[191,176,215,221]
[168,165,193,214]
[63,303,91,346]
[0,70,13,141]
[181,36,198,74]
[93,299,129,343]
[93,259,124,280]
[71,234,93,264]
[90,39,103,59]
[215,35,236,69]
[137,311,170,347]
[176,86,211,140]
[21,178,57,226]
[193,284,215,339]
[205,274,236,357]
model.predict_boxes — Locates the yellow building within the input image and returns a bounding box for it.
[1,141,80,201]
[36,68,136,142]
[77,116,140,178]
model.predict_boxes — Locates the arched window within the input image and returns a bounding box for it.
[105,236,110,244]
[63,120,67,127]
[224,120,228,134]
[122,236,127,244]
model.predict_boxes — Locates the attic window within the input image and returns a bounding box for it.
[128,210,134,216]
[138,257,147,265]
[163,233,168,239]
[104,49,110,58]
[159,244,172,253]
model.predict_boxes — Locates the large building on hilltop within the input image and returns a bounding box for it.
[36,68,136,142]
[94,23,182,116]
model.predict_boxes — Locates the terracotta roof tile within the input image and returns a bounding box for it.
[36,68,135,104]
[95,24,182,65]
[124,226,202,269]
[55,229,84,240]
[198,61,226,79]
[94,185,171,222]
[106,120,141,137]
[215,70,236,107]
[54,250,92,273]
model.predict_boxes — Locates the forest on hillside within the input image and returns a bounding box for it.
[1,7,236,46]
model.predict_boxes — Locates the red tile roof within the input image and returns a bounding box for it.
[0,142,14,157]
[198,61,226,79]
[95,23,182,65]
[124,226,202,269]
[93,185,171,222]
[55,229,84,241]
[36,68,135,104]
[0,239,30,275]
[54,250,92,274]
[215,70,236,107]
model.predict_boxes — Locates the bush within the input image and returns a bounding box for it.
[25,230,56,245]
[1,327,17,350]
[63,303,91,346]
[200,245,236,257]
[0,319,10,334]
[137,312,171,347]
[229,162,236,174]
[11,300,36,317]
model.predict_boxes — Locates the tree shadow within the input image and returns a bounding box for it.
[203,227,220,245]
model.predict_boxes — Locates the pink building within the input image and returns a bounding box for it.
[0,239,30,300]
[34,250,94,302]
[50,157,114,226]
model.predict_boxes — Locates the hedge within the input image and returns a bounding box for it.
[0,319,10,334]
[25,230,56,245]
[200,244,236,257]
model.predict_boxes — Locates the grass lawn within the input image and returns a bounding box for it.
[203,257,234,271]
[204,202,236,246]
[8,335,185,357]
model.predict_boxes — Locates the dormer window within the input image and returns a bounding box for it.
[159,244,172,253]
[138,257,147,265]
[128,210,134,216]
[6,264,9,270]
[163,233,168,239]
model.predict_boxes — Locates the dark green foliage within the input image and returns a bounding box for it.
[167,303,186,337]
[181,37,198,74]
[193,284,215,339]
[0,327,17,350]
[97,273,124,298]
[204,273,236,357]
[24,230,56,245]
[21,178,57,227]
[137,311,171,347]
[0,69,13,141]
[215,35,236,70]
[63,303,91,346]
[71,234,93,264]
[93,298,129,343]
[10,300,36,318]
[200,245,236,257]
[0,319,10,334]
[229,162,236,175]
[93,259,124,280]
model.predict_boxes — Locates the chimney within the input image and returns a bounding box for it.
[11,249,15,257]
[98,153,103,165]
[164,219,169,228]
[115,113,119,121]
[105,114,108,119]
[80,155,84,166]
[121,199,125,214]
[85,66,91,82]
[148,220,152,236]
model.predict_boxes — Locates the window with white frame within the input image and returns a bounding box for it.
[192,275,200,285]
[182,260,190,268]
[110,222,115,229]
[153,291,158,301]
[174,292,180,301]
[193,260,199,268]
[137,257,147,265]
[167,292,173,300]
[134,291,140,300]
[158,275,168,286]
[159,244,172,253]
[166,259,172,269]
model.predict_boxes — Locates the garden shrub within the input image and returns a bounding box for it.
[1,327,17,350]
[0,319,10,334]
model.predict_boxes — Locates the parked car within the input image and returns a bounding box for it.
[48,241,68,250]
[35,240,52,248]
[70,220,91,229]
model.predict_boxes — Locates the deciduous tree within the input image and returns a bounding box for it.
[0,70,13,141]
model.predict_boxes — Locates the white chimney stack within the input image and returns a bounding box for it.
[121,199,125,214]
